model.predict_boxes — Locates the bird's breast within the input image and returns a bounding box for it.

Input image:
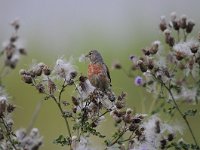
[88,64,103,78]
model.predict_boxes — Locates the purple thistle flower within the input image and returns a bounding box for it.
[134,76,143,86]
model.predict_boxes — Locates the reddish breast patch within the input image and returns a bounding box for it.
[88,64,103,78]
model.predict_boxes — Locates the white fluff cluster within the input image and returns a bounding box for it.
[78,79,95,99]
[15,128,43,150]
[173,39,199,56]
[79,54,87,62]
[131,115,178,150]
[173,87,197,104]
[71,136,94,150]
[54,58,76,80]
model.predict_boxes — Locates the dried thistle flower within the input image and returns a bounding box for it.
[70,71,77,79]
[186,20,195,33]
[112,61,122,69]
[21,74,32,84]
[164,29,175,47]
[187,39,199,54]
[0,96,7,116]
[31,64,43,76]
[115,100,125,109]
[150,41,160,55]
[47,79,56,94]
[147,58,154,70]
[78,76,95,99]
[7,104,15,113]
[175,51,185,61]
[36,84,45,93]
[170,12,180,31]
[179,15,187,29]
[42,65,51,76]
[173,41,193,61]
[18,48,27,55]
[167,36,175,47]
[2,19,26,69]
[159,16,167,32]
[170,12,177,22]
[72,96,79,106]
[10,18,20,30]
[142,48,150,56]
[54,58,76,80]
[137,60,147,72]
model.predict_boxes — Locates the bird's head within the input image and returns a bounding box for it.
[86,50,104,64]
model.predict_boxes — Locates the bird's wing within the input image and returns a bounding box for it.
[103,63,111,84]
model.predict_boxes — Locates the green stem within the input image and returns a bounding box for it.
[51,95,72,150]
[152,73,198,146]
[164,85,198,146]
[90,109,111,126]
[119,132,135,143]
[109,125,128,147]
[177,30,180,42]
[183,30,187,42]
[109,130,126,147]
[34,78,72,148]
[51,95,72,138]
[58,79,66,103]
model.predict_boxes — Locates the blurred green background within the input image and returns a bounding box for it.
[1,0,200,149]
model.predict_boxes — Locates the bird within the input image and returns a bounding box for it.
[86,50,115,102]
[86,50,111,92]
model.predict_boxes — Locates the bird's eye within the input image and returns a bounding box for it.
[89,52,93,55]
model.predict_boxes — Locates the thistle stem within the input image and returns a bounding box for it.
[152,73,198,146]
[51,95,72,150]
[183,30,187,42]
[51,95,72,138]
[177,30,180,42]
[164,84,198,146]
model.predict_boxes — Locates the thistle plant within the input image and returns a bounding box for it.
[21,57,180,150]
[0,19,42,150]
[1,12,200,150]
[0,19,26,73]
[113,12,200,149]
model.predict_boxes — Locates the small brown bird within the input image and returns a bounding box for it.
[86,50,111,92]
